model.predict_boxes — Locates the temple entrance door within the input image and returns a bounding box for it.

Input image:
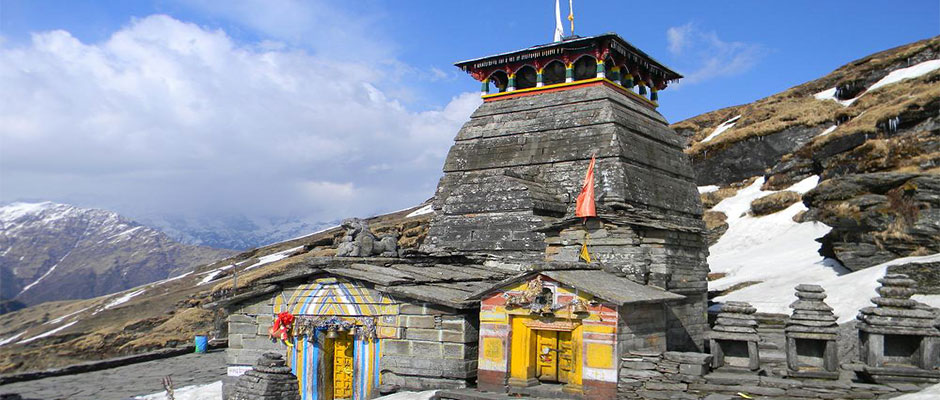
[535,330,574,384]
[536,330,558,382]
[332,333,354,399]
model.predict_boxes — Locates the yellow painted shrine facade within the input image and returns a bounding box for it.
[476,270,683,400]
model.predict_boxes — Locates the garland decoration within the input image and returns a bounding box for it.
[268,311,295,347]
[291,316,377,341]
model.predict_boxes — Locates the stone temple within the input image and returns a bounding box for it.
[220,32,709,400]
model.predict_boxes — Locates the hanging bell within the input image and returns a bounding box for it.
[325,327,339,339]
[348,326,358,336]
[572,301,589,315]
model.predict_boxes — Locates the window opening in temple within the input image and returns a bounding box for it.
[515,65,538,90]
[542,60,566,85]
[794,339,827,369]
[572,56,596,81]
[488,70,509,93]
[717,340,750,368]
[883,334,921,367]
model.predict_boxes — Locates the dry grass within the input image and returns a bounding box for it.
[750,191,802,216]
[675,36,940,157]
[700,187,739,209]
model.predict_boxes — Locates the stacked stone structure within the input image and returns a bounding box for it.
[707,301,760,371]
[231,353,300,400]
[424,35,709,352]
[785,284,840,379]
[857,274,940,383]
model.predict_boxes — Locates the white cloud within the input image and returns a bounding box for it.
[0,14,480,229]
[665,23,764,86]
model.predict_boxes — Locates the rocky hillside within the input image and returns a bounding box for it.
[0,203,431,374]
[674,36,939,273]
[0,202,236,310]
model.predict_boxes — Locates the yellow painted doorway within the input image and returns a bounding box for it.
[535,330,574,384]
[329,333,354,400]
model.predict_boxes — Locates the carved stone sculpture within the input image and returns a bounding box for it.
[336,218,398,257]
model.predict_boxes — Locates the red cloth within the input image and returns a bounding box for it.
[575,156,597,218]
[269,311,294,341]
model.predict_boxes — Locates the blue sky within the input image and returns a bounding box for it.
[5,1,937,121]
[0,0,937,244]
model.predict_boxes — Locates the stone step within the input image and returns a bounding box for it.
[759,350,787,365]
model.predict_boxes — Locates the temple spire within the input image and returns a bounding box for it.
[554,0,564,42]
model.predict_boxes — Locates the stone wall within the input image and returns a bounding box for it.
[379,302,479,390]
[617,351,925,400]
[545,220,709,352]
[424,84,704,261]
[224,295,479,397]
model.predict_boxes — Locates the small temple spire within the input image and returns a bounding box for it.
[554,0,564,42]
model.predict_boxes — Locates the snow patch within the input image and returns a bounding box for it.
[243,246,303,271]
[814,59,940,107]
[0,201,55,221]
[868,59,940,92]
[816,125,837,138]
[697,185,720,194]
[44,306,92,325]
[406,204,434,218]
[700,115,741,143]
[373,390,439,400]
[134,380,223,400]
[100,288,147,311]
[106,226,144,241]
[893,382,940,400]
[18,321,77,344]
[199,270,224,286]
[707,174,940,321]
[0,332,25,347]
[18,248,74,295]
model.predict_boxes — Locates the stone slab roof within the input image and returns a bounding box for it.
[541,269,685,305]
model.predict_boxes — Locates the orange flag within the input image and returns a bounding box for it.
[575,155,597,218]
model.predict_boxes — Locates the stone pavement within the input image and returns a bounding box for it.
[0,350,226,400]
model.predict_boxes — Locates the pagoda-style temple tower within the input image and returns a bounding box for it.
[424,33,709,355]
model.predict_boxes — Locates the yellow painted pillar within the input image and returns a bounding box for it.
[508,316,538,387]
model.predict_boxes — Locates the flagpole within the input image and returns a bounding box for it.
[568,0,575,36]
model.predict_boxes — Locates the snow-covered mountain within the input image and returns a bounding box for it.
[0,202,235,310]
[137,213,339,250]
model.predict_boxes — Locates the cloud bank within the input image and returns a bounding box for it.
[665,23,765,86]
[0,14,480,232]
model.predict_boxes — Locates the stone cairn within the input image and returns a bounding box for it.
[232,352,300,400]
[856,274,940,383]
[785,284,839,378]
[707,301,760,371]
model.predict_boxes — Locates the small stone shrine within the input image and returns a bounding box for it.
[785,284,839,379]
[857,273,940,383]
[232,352,301,400]
[707,301,760,371]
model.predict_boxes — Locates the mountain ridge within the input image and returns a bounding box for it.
[0,201,236,309]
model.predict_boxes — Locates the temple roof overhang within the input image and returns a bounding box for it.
[455,32,682,85]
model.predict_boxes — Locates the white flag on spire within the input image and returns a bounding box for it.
[554,0,564,42]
